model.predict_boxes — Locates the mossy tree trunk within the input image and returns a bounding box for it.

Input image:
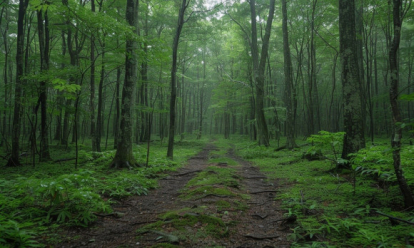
[388,0,414,208]
[249,0,275,147]
[37,5,52,161]
[338,0,365,161]
[110,0,139,169]
[282,0,297,150]
[6,0,29,167]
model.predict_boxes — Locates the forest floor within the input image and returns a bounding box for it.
[58,143,291,248]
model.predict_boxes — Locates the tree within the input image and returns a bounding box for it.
[338,0,365,161]
[249,0,275,147]
[167,0,190,159]
[36,1,52,161]
[282,0,297,149]
[388,0,414,208]
[6,0,29,167]
[110,0,139,168]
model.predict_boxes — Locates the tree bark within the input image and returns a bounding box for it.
[282,0,297,149]
[90,0,97,151]
[339,0,365,161]
[388,0,414,208]
[167,0,189,159]
[6,0,29,167]
[110,0,139,168]
[96,41,105,152]
[37,5,52,161]
[249,0,275,147]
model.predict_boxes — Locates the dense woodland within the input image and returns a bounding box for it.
[1,0,413,161]
[1,0,414,247]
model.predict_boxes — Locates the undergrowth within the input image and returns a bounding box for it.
[231,134,414,247]
[0,137,205,247]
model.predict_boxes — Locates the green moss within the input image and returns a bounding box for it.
[216,200,231,210]
[138,207,228,241]
[186,166,240,189]
[233,136,414,247]
[208,157,239,166]
[181,185,235,200]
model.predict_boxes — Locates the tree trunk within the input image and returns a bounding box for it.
[249,0,275,147]
[1,3,11,149]
[90,0,97,151]
[282,0,297,149]
[167,0,189,159]
[339,0,365,161]
[6,0,29,167]
[96,42,105,152]
[388,0,414,208]
[110,0,139,169]
[37,6,52,161]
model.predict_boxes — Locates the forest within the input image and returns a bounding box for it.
[0,0,414,247]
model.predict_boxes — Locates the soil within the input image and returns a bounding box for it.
[57,144,291,248]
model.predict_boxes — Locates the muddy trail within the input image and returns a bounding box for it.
[59,144,291,248]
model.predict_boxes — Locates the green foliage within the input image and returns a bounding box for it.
[0,219,42,248]
[306,131,345,163]
[235,136,414,247]
[187,166,240,189]
[0,138,203,246]
[139,207,229,240]
[238,143,279,159]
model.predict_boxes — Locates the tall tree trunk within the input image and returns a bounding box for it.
[1,3,11,148]
[96,41,105,152]
[249,0,275,147]
[6,0,29,167]
[37,5,52,161]
[388,0,414,208]
[90,0,97,151]
[282,0,297,149]
[167,0,189,159]
[339,0,365,161]
[110,0,139,168]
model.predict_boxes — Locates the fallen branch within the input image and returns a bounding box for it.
[130,220,158,226]
[375,211,414,225]
[244,234,279,240]
[250,190,279,194]
[251,213,268,219]
[195,194,230,200]
[243,176,267,179]
[175,170,202,176]
[54,158,76,163]
[93,212,125,218]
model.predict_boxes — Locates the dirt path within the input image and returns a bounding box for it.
[58,144,290,248]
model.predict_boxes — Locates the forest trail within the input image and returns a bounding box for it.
[59,143,291,248]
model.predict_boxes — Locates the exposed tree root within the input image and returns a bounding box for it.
[250,190,279,194]
[244,234,279,240]
[110,159,139,169]
[175,170,202,176]
[5,157,21,167]
[195,194,230,200]
[376,211,414,225]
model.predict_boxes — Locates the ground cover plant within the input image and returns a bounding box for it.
[0,138,205,247]
[232,134,414,247]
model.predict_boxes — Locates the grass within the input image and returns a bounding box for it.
[230,135,414,247]
[0,136,205,247]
